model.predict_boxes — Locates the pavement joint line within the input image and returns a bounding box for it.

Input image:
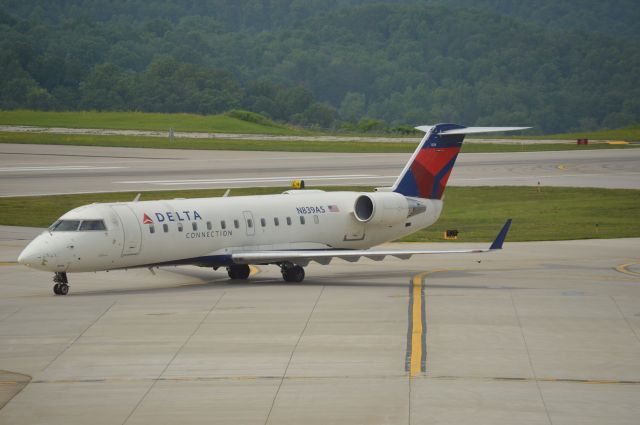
[264,285,325,425]
[121,291,226,425]
[41,300,117,373]
[0,307,22,323]
[510,292,553,425]
[610,295,640,344]
[21,374,640,385]
[428,375,640,385]
[615,262,640,278]
[0,370,32,411]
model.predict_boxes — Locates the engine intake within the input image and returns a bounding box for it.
[354,195,375,222]
[352,193,412,226]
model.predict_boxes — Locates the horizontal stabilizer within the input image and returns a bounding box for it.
[414,125,530,135]
[439,126,531,135]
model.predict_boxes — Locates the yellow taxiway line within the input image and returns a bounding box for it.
[409,272,425,377]
[406,270,448,377]
[615,262,640,278]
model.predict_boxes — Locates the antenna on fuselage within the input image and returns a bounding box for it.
[223,189,231,197]
[133,193,141,202]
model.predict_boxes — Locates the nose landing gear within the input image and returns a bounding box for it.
[53,272,69,295]
[281,263,305,283]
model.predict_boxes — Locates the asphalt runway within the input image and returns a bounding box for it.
[1,144,639,197]
[1,226,639,424]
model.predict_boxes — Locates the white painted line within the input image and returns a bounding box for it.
[0,166,127,172]
[116,174,388,185]
[452,171,640,182]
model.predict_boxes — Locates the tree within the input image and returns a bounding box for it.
[339,92,365,122]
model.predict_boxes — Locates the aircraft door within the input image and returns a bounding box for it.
[110,205,142,255]
[242,211,255,236]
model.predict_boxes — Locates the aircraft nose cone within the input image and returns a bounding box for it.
[18,246,35,265]
[18,242,44,268]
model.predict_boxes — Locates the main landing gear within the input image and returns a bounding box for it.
[281,263,305,283]
[226,263,306,283]
[53,272,69,295]
[227,264,251,280]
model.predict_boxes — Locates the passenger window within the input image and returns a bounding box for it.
[221,220,226,229]
[260,218,266,227]
[79,220,106,231]
[149,225,155,234]
[234,219,239,229]
[247,219,253,228]
[274,217,279,226]
[300,216,305,225]
[163,223,169,232]
[192,222,197,231]
[314,215,319,224]
[207,221,212,231]
[286,217,292,226]
[177,222,183,232]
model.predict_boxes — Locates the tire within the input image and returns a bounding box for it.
[283,265,305,283]
[53,283,61,295]
[58,284,69,295]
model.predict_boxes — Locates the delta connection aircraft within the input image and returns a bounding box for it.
[18,123,526,295]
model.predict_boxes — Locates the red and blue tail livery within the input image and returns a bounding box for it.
[392,124,530,199]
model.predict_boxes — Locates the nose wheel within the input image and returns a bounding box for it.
[53,272,69,295]
[281,263,305,283]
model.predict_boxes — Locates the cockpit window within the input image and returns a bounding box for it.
[50,220,80,232]
[79,220,107,231]
[50,219,106,232]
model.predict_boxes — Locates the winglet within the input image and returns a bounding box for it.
[489,219,512,250]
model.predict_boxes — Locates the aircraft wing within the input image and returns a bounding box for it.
[232,219,512,266]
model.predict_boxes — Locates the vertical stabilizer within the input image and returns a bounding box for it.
[392,123,466,199]
[392,124,530,199]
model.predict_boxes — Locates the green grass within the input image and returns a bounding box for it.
[1,131,637,154]
[0,110,307,136]
[404,186,640,242]
[3,110,639,142]
[519,124,640,142]
[0,132,417,153]
[2,186,638,242]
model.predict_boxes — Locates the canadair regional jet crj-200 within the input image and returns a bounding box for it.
[18,123,527,295]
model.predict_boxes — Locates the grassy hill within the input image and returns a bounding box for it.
[0,110,306,135]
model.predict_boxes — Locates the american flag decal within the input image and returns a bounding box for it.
[328,205,340,212]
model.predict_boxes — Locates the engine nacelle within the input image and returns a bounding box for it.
[352,192,411,226]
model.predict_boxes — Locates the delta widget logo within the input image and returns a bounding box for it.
[142,213,153,224]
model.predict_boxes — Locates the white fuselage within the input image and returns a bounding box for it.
[18,190,442,273]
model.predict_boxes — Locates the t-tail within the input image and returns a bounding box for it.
[392,124,530,199]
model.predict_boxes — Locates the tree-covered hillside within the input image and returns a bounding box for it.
[431,0,640,38]
[1,1,638,132]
